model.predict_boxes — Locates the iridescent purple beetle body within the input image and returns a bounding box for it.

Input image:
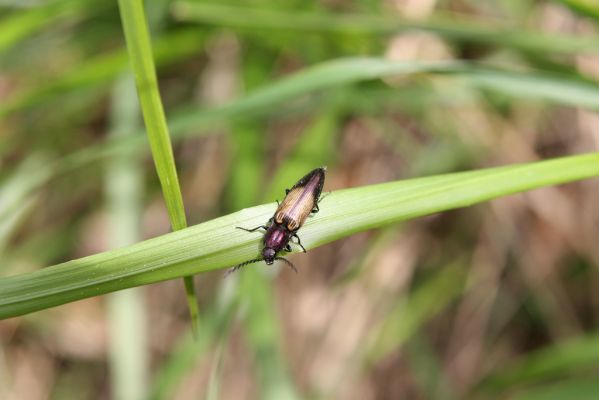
[227,167,326,274]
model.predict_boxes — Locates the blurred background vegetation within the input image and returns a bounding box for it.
[2,0,599,399]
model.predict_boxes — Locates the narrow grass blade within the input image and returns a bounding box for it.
[557,0,599,21]
[105,75,147,400]
[117,0,199,334]
[264,111,340,201]
[0,28,203,118]
[239,271,298,400]
[476,334,599,393]
[0,0,84,53]
[172,2,599,55]
[1,153,599,318]
[6,57,599,206]
[510,379,599,400]
[368,261,467,360]
[149,284,238,400]
[0,156,48,255]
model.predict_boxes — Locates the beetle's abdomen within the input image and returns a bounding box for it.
[275,188,314,230]
[274,167,325,231]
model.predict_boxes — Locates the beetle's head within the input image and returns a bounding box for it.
[263,248,276,264]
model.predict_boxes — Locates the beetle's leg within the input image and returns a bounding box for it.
[291,233,307,253]
[236,225,268,233]
[318,192,330,203]
[285,244,292,252]
[237,217,272,233]
[309,192,329,215]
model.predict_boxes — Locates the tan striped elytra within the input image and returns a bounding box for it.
[275,167,325,231]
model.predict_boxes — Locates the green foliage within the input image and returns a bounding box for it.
[117,0,199,335]
[2,153,598,318]
[3,0,599,398]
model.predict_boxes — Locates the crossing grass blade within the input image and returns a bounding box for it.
[117,0,199,334]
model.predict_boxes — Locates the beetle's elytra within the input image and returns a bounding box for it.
[227,167,326,275]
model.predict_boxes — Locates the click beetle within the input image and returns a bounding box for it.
[227,167,326,275]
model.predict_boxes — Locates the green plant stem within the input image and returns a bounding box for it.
[1,152,599,319]
[117,0,199,336]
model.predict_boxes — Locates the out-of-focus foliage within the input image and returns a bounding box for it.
[2,0,599,399]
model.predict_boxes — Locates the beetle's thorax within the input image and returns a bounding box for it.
[263,224,291,259]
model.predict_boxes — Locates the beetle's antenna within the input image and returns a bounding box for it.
[224,258,263,277]
[276,257,298,274]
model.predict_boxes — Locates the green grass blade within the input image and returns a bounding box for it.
[172,2,599,55]
[205,339,225,400]
[1,153,599,318]
[105,74,147,400]
[368,261,467,360]
[145,59,599,136]
[118,0,186,229]
[0,156,48,255]
[225,92,298,397]
[557,0,599,21]
[239,271,298,400]
[476,334,599,393]
[117,0,199,334]
[149,301,236,400]
[510,379,599,400]
[0,28,203,118]
[264,111,340,201]
[0,0,84,53]
[405,336,457,400]
[5,57,599,196]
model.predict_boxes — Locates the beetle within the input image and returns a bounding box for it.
[226,167,326,275]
